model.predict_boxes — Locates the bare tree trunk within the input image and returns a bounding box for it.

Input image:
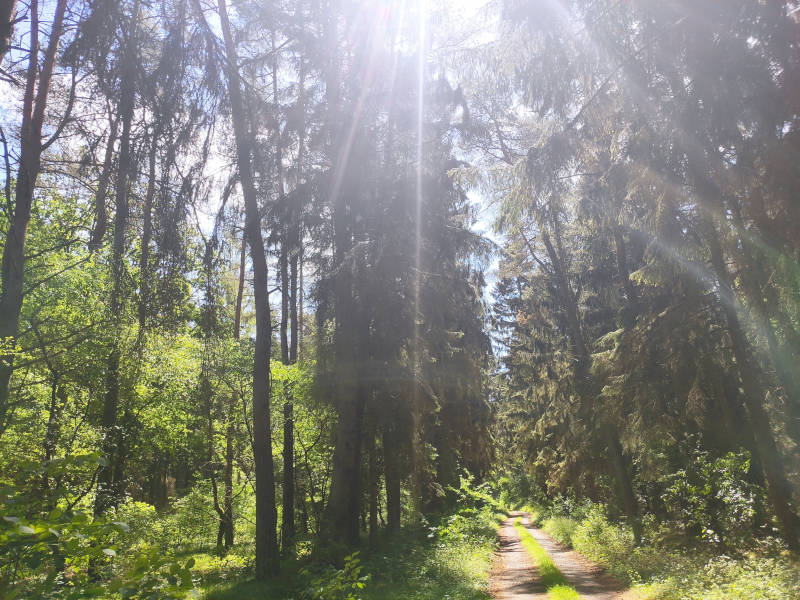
[282,389,295,554]
[290,250,299,359]
[727,202,800,449]
[298,248,304,356]
[217,0,279,578]
[326,374,365,546]
[280,242,289,363]
[222,397,235,549]
[0,0,68,433]
[613,226,639,330]
[271,40,297,556]
[206,380,227,553]
[42,377,62,497]
[234,232,246,338]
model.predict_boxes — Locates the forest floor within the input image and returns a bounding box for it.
[490,512,628,600]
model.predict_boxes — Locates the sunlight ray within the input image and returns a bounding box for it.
[327,6,391,208]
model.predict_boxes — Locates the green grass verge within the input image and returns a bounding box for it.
[513,519,579,600]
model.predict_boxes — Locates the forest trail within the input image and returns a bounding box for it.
[490,512,626,600]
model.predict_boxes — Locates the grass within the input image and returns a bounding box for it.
[513,519,580,600]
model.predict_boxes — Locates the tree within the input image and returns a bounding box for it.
[0,0,70,431]
[215,0,280,578]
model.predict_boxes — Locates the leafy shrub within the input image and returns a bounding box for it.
[363,506,497,600]
[0,454,195,599]
[111,501,159,549]
[451,472,506,514]
[542,516,578,547]
[494,472,545,509]
[543,500,800,600]
[434,505,501,546]
[663,449,761,543]
[302,552,369,600]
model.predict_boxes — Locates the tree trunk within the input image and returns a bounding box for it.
[217,0,279,578]
[279,242,289,363]
[728,203,800,449]
[606,430,642,542]
[88,114,119,251]
[703,215,800,550]
[234,232,246,337]
[137,133,158,340]
[290,247,299,363]
[0,0,17,63]
[42,377,63,498]
[298,248,304,356]
[272,39,296,555]
[95,4,138,515]
[0,0,68,433]
[383,422,401,533]
[222,394,235,549]
[323,97,363,547]
[326,378,365,546]
[220,232,246,550]
[541,218,642,541]
[367,422,378,548]
[282,391,295,554]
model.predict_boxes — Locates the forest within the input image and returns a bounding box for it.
[0,0,799,598]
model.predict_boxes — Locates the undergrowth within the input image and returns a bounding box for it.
[202,477,505,600]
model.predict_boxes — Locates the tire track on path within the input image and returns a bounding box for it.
[490,512,627,600]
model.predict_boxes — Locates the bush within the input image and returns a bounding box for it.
[302,552,369,600]
[663,448,761,543]
[0,454,195,599]
[451,472,506,514]
[542,516,578,547]
[539,500,800,600]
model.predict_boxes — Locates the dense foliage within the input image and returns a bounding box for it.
[480,0,800,551]
[1,0,799,598]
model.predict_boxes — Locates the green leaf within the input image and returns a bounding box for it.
[112,520,131,532]
[102,547,117,557]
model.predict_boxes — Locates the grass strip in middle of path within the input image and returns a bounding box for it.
[513,519,580,600]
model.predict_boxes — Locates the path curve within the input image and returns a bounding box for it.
[490,512,627,600]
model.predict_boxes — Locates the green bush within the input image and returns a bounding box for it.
[0,454,195,599]
[541,501,800,600]
[541,516,578,547]
[451,472,506,514]
[302,552,369,600]
[663,448,761,543]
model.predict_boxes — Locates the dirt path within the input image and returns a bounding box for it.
[490,512,627,600]
[490,512,547,599]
